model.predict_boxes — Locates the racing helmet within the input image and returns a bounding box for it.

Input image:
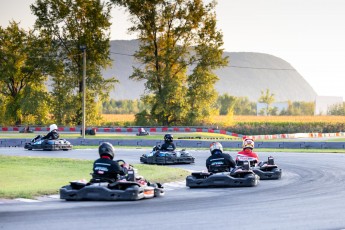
[49,124,58,132]
[164,134,173,143]
[210,142,223,154]
[242,138,254,149]
[98,142,115,159]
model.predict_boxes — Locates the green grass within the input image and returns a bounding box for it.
[0,155,190,199]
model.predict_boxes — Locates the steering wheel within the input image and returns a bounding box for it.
[116,159,126,165]
[116,159,133,170]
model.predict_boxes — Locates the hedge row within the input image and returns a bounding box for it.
[227,122,345,135]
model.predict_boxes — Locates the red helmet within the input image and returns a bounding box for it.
[242,138,254,149]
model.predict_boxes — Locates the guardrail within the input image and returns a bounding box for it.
[1,138,344,149]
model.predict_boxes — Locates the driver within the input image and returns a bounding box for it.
[160,134,176,151]
[41,124,60,140]
[93,142,129,182]
[32,124,59,142]
[206,142,236,173]
[236,138,259,166]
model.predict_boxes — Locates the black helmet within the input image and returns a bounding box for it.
[98,142,115,159]
[164,134,173,143]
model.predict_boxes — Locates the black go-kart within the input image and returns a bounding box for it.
[186,161,260,188]
[140,147,195,165]
[24,135,73,151]
[236,155,282,180]
[136,131,150,136]
[19,127,34,133]
[60,160,165,201]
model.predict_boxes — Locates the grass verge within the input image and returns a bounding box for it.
[0,155,190,199]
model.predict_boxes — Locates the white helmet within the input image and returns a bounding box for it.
[49,124,58,132]
[210,142,223,154]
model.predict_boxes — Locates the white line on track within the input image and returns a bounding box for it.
[14,198,41,203]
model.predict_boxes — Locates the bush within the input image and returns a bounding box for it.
[226,122,345,135]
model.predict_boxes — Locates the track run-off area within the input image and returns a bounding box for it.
[1,147,345,230]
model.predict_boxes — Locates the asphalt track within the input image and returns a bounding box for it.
[1,148,345,230]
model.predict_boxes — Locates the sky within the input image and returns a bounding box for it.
[1,0,345,100]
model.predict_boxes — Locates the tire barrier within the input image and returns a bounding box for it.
[1,126,344,140]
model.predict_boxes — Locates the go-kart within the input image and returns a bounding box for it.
[186,161,260,188]
[24,135,73,151]
[19,127,34,133]
[140,147,195,165]
[236,155,282,180]
[60,160,165,201]
[136,130,150,136]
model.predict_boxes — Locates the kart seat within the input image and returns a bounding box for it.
[237,159,257,167]
[208,165,231,173]
[241,161,250,170]
[70,181,88,189]
[267,157,275,165]
[90,173,116,183]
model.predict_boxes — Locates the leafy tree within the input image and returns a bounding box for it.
[258,88,275,116]
[0,88,6,125]
[102,99,146,114]
[31,0,117,125]
[217,94,257,115]
[233,97,256,115]
[279,101,315,115]
[111,0,228,126]
[327,102,345,116]
[0,21,50,125]
[217,93,236,115]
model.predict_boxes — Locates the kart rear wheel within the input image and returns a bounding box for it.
[244,174,256,179]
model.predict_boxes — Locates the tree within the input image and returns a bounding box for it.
[328,102,345,116]
[0,21,50,125]
[258,89,275,116]
[102,99,145,114]
[111,0,228,126]
[233,97,256,115]
[31,0,117,125]
[279,101,315,115]
[217,93,236,115]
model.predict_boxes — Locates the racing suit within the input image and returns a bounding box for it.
[236,148,259,166]
[206,151,236,173]
[160,142,176,151]
[41,130,59,140]
[93,156,127,182]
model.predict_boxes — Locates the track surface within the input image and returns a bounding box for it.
[1,148,345,230]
